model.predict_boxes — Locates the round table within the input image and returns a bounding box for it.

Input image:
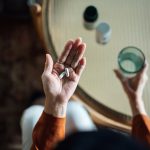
[42,0,150,130]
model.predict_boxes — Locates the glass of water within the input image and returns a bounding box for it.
[118,46,145,74]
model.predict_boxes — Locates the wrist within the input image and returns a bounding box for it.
[129,96,147,117]
[44,100,68,118]
[135,98,147,115]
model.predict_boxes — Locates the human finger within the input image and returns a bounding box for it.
[114,69,126,83]
[44,54,53,73]
[76,57,86,76]
[57,40,74,64]
[65,37,82,66]
[71,43,86,68]
[135,61,149,81]
[114,69,132,93]
[140,61,149,75]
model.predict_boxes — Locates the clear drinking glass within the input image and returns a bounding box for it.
[118,46,145,74]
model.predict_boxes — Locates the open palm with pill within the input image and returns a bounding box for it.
[42,38,86,117]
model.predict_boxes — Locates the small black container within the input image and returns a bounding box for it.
[83,6,98,30]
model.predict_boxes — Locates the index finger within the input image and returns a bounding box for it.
[114,69,126,83]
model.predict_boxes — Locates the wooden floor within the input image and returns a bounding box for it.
[0,19,44,149]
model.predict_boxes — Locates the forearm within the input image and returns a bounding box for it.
[128,95,147,117]
[132,114,150,147]
[31,101,67,150]
[129,95,150,147]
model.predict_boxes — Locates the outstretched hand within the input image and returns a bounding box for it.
[114,62,148,100]
[114,62,148,116]
[42,38,86,117]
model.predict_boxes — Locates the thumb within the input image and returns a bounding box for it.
[114,69,132,93]
[114,69,125,83]
[44,54,53,73]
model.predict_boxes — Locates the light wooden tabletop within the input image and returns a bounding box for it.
[42,0,150,124]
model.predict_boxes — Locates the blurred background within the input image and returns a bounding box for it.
[0,0,44,149]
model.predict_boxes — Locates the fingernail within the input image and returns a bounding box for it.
[78,37,82,42]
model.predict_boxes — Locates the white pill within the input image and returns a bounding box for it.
[59,71,66,79]
[65,68,69,77]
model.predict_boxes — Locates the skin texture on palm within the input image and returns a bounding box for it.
[42,38,86,117]
[114,62,148,117]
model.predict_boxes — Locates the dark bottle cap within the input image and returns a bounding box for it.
[83,6,98,22]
